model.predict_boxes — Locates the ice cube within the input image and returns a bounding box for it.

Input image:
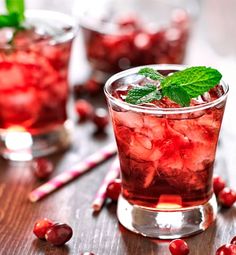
[122,158,157,188]
[113,111,144,129]
[182,142,215,172]
[0,89,40,126]
[143,116,166,139]
[0,62,25,91]
[129,132,162,162]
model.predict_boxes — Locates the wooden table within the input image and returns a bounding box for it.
[1,2,236,254]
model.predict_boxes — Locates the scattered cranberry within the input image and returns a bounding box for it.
[218,187,236,208]
[73,84,86,96]
[45,223,73,246]
[32,158,54,179]
[216,244,236,255]
[169,239,189,255]
[213,175,226,195]
[106,179,121,201]
[92,108,109,130]
[84,79,101,95]
[231,237,236,245]
[75,99,94,121]
[33,218,54,239]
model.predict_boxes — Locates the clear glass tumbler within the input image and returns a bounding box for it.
[76,0,195,82]
[0,10,76,160]
[105,64,228,238]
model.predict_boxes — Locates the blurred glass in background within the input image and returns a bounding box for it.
[73,0,199,82]
[0,3,76,160]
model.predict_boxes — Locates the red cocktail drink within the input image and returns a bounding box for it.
[105,65,228,238]
[0,11,76,160]
[78,0,190,80]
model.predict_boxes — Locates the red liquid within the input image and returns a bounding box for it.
[109,77,226,209]
[81,9,190,74]
[0,28,73,135]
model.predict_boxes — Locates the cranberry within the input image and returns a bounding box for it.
[45,223,73,246]
[169,239,189,255]
[92,108,109,130]
[33,218,54,239]
[231,237,236,245]
[216,244,236,255]
[75,99,94,121]
[81,253,95,255]
[73,84,86,96]
[213,175,226,195]
[84,79,101,95]
[218,187,236,208]
[32,158,54,179]
[106,179,121,201]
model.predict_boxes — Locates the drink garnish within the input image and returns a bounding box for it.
[125,84,162,105]
[125,66,222,107]
[0,0,25,29]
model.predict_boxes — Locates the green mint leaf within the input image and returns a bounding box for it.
[6,0,25,22]
[161,66,222,98]
[0,13,20,28]
[125,84,162,105]
[126,66,222,107]
[138,67,164,81]
[162,85,191,107]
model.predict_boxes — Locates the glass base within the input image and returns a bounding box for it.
[0,120,73,161]
[117,194,217,239]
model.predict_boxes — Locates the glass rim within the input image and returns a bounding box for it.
[104,64,229,115]
[0,10,77,49]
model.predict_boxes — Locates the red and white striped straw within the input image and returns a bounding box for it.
[92,157,120,212]
[29,143,117,202]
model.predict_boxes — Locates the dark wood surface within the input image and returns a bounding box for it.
[0,84,235,255]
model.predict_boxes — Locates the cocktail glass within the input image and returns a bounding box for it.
[0,10,76,160]
[77,0,194,82]
[104,64,228,238]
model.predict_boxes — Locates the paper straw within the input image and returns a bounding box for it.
[92,157,120,212]
[29,143,117,202]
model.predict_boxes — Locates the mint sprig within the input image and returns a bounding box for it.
[138,67,164,82]
[125,84,162,105]
[0,13,20,28]
[125,66,222,107]
[0,0,25,28]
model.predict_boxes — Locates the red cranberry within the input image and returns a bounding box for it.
[106,179,121,201]
[231,237,236,245]
[84,79,101,95]
[169,239,189,255]
[75,99,94,121]
[213,175,226,195]
[73,84,86,96]
[218,187,236,208]
[216,244,236,255]
[92,108,109,130]
[33,218,54,239]
[32,158,54,180]
[45,223,73,246]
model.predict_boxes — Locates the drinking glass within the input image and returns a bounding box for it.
[0,10,76,160]
[76,0,195,82]
[105,64,228,238]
